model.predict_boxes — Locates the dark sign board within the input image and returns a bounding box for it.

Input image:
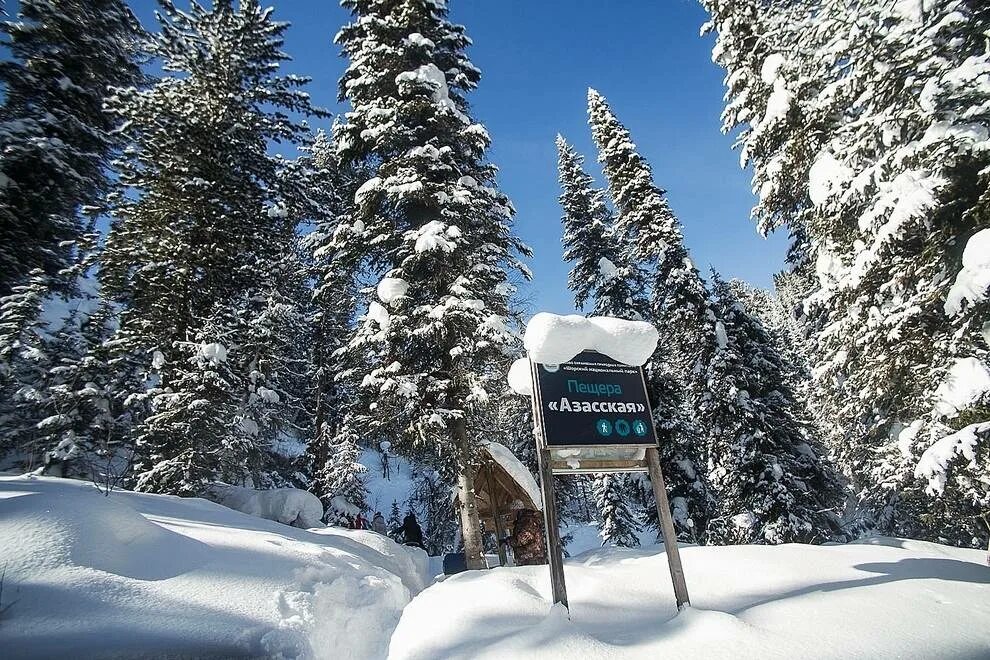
[531,350,657,448]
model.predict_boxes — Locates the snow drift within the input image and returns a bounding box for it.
[0,475,430,660]
[389,540,990,659]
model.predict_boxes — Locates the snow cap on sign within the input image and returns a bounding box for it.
[507,357,533,396]
[523,313,659,366]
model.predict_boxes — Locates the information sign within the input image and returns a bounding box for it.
[531,350,657,448]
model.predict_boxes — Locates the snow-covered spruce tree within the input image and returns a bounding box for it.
[556,135,648,319]
[585,89,715,538]
[730,278,814,400]
[639,366,714,542]
[0,0,143,296]
[100,0,324,495]
[322,427,369,526]
[0,270,53,465]
[704,0,990,546]
[594,472,641,548]
[701,273,844,545]
[333,0,530,569]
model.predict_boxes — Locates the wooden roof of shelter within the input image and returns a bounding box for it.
[457,442,541,530]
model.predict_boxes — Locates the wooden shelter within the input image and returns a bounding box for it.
[458,442,542,566]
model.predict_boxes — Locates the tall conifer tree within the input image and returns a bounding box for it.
[702,273,844,544]
[0,0,143,295]
[585,90,715,538]
[100,0,323,495]
[704,0,990,545]
[332,0,530,568]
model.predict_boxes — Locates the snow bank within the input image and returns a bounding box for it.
[944,228,990,316]
[483,441,542,510]
[523,313,659,366]
[207,483,325,528]
[389,540,990,659]
[508,357,533,396]
[0,476,431,659]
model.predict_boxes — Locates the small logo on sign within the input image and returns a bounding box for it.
[633,419,648,437]
[543,364,560,373]
[614,419,631,437]
[596,419,613,437]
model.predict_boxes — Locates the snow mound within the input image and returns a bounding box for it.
[945,228,990,316]
[207,483,325,528]
[389,541,990,659]
[523,313,659,366]
[0,476,431,659]
[508,356,533,396]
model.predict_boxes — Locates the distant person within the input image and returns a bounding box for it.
[354,513,367,530]
[400,512,424,549]
[371,511,387,535]
[501,509,546,566]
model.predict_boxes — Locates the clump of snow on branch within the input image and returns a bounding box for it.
[933,357,990,418]
[377,277,409,305]
[523,312,659,366]
[598,257,619,281]
[395,63,468,123]
[507,357,533,396]
[808,150,852,206]
[199,342,227,364]
[410,220,459,253]
[366,301,391,332]
[944,229,990,316]
[914,422,990,496]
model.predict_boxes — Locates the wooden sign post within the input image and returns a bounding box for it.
[528,350,690,612]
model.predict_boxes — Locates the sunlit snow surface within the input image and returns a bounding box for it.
[390,538,990,660]
[4,476,989,659]
[0,475,430,660]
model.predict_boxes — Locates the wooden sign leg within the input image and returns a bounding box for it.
[537,446,569,610]
[646,446,690,610]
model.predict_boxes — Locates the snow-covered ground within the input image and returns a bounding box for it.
[4,474,989,659]
[390,539,990,659]
[0,475,430,660]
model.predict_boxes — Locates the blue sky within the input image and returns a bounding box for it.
[127,0,789,314]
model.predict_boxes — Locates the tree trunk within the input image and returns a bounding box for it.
[453,417,485,570]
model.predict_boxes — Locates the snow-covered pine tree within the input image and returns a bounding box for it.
[332,0,530,569]
[704,0,990,546]
[701,273,844,544]
[0,0,143,296]
[322,427,369,525]
[585,90,715,538]
[100,0,324,495]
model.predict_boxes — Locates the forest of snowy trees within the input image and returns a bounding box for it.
[0,0,986,562]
